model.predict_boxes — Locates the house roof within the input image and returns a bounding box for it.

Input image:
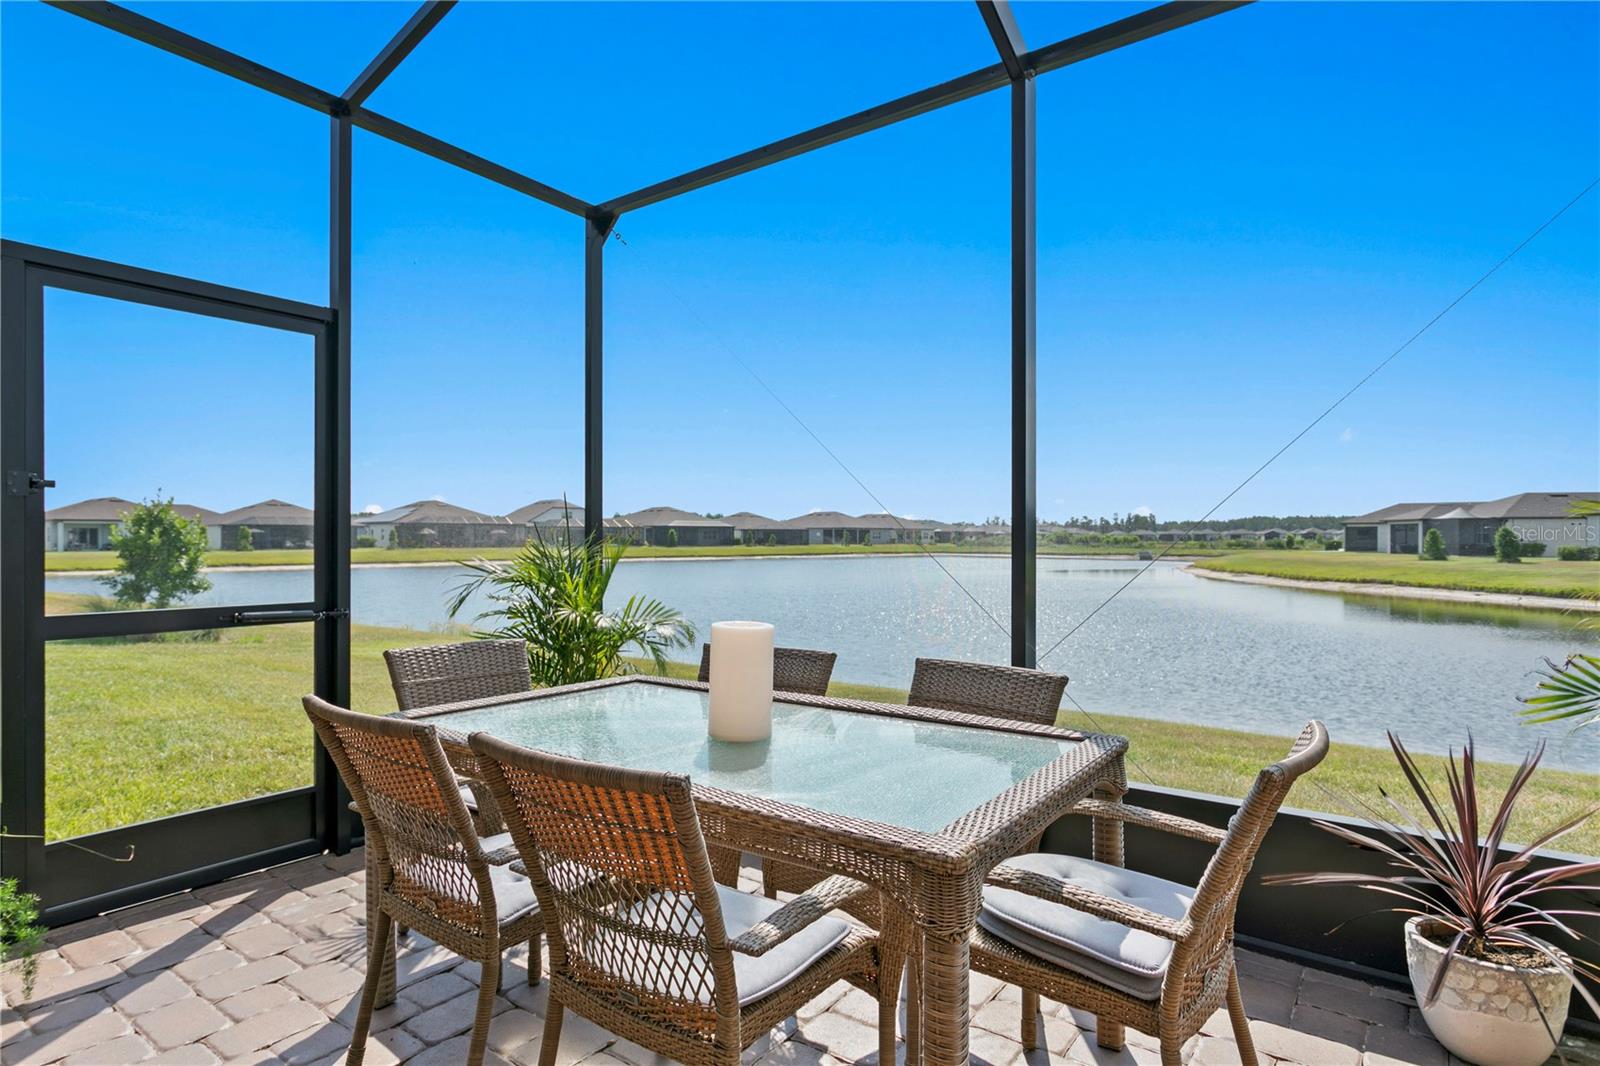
[355,500,509,526]
[722,511,779,530]
[215,499,312,526]
[1346,492,1598,524]
[44,497,220,523]
[506,499,584,524]
[614,506,731,528]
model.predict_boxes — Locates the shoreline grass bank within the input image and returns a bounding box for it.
[41,612,1598,853]
[1194,550,1600,601]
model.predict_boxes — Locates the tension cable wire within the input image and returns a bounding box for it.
[1035,176,1599,669]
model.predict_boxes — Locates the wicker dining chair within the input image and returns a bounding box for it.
[303,696,544,1066]
[698,643,837,889]
[907,657,1068,727]
[970,720,1329,1066]
[384,639,532,836]
[696,643,838,695]
[467,733,901,1066]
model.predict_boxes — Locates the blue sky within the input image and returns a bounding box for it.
[4,2,1596,523]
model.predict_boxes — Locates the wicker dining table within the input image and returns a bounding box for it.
[371,674,1129,1066]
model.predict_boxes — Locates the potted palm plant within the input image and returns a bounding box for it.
[447,525,696,685]
[1268,734,1598,1066]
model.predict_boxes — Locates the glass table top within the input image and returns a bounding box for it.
[425,683,1079,834]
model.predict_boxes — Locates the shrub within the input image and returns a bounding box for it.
[666,529,679,548]
[1421,528,1448,561]
[355,535,377,549]
[100,496,212,607]
[1556,545,1599,561]
[1323,540,1342,550]
[235,525,253,551]
[0,879,43,1000]
[1284,534,1298,549]
[1494,525,1522,563]
[1518,540,1546,558]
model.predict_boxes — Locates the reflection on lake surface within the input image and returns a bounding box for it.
[46,556,1600,772]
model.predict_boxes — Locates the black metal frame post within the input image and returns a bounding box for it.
[318,110,355,852]
[981,2,1038,668]
[584,213,616,545]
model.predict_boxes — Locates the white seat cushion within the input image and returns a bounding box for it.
[488,862,539,924]
[620,885,851,1006]
[977,852,1192,999]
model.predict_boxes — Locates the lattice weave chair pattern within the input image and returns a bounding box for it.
[908,657,1068,727]
[971,720,1330,1066]
[696,644,838,695]
[469,734,895,1066]
[384,639,532,836]
[303,696,542,1066]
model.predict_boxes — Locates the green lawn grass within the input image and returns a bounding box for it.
[43,540,1226,572]
[1194,550,1600,600]
[40,603,1599,853]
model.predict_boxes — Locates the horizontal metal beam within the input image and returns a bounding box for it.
[41,2,588,218]
[1023,0,1250,76]
[598,63,1010,216]
[343,0,455,109]
[977,1,1027,80]
[351,108,592,217]
[43,602,316,641]
[602,0,1249,217]
[43,0,340,113]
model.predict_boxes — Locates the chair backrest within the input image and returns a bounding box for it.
[908,658,1068,726]
[1165,721,1329,1008]
[385,639,531,711]
[697,643,837,697]
[303,695,497,936]
[468,733,742,1046]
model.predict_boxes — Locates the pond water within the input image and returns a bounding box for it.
[47,556,1600,772]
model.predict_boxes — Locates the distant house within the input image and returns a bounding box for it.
[211,499,313,550]
[610,507,734,547]
[1259,528,1287,542]
[44,497,218,551]
[1293,528,1323,540]
[723,512,782,544]
[777,511,930,545]
[506,498,584,542]
[1343,492,1599,555]
[354,500,518,549]
[1221,529,1260,542]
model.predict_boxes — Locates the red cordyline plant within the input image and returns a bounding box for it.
[1267,732,1600,1018]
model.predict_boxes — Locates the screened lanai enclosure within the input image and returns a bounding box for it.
[3,1,1597,1060]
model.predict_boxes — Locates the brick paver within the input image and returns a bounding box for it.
[4,851,1597,1065]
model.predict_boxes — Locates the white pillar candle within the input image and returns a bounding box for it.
[707,620,774,742]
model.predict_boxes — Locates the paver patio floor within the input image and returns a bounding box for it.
[4,851,1597,1066]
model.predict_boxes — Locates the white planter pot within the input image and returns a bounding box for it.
[1405,916,1571,1066]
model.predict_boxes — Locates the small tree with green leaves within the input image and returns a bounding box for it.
[666,528,679,548]
[1422,528,1448,561]
[235,525,254,551]
[1494,525,1522,564]
[100,496,212,607]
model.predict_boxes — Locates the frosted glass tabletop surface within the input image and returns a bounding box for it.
[427,683,1079,834]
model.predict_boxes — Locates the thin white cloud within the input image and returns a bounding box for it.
[359,503,383,514]
[1340,427,1356,444]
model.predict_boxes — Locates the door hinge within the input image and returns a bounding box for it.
[6,471,54,496]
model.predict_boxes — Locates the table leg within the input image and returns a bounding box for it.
[1091,785,1126,1050]
[365,846,397,1008]
[920,933,970,1066]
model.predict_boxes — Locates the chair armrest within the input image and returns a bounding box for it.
[1069,798,1226,845]
[482,845,520,867]
[985,862,1189,941]
[728,875,868,958]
